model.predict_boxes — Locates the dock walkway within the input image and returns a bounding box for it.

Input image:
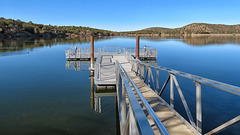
[95,54,195,135]
[65,40,240,134]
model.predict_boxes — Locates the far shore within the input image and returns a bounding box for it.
[124,33,240,37]
[2,33,240,40]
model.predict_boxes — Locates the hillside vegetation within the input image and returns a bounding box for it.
[1,18,240,39]
[127,23,240,34]
[0,18,116,39]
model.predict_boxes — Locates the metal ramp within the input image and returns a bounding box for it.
[65,45,240,135]
[93,51,240,135]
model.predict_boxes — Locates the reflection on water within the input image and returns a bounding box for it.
[140,35,240,45]
[1,35,240,55]
[0,36,115,54]
[65,61,91,71]
[65,60,158,71]
[182,36,240,45]
[144,60,158,66]
[93,87,116,113]
[0,36,239,135]
[0,49,30,56]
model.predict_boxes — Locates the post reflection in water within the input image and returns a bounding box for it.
[144,60,158,66]
[67,59,159,114]
[93,86,116,113]
[89,72,120,134]
[91,60,158,113]
[1,36,239,135]
[90,71,95,110]
[65,61,91,71]
[64,60,117,113]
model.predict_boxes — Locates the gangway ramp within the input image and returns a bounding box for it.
[95,54,196,134]
[65,41,240,134]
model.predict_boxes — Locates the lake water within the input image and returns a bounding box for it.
[0,36,239,134]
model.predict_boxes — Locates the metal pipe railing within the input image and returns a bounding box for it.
[65,47,157,59]
[115,60,155,135]
[123,47,158,58]
[103,46,121,54]
[116,60,169,135]
[124,51,240,134]
[65,48,102,59]
[94,53,102,81]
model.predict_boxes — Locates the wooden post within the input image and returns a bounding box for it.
[136,36,140,59]
[91,36,94,70]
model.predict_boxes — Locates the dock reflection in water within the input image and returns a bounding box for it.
[65,61,91,71]
[90,73,120,134]
[65,58,158,114]
[93,86,116,113]
[1,37,239,134]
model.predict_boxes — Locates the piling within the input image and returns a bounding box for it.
[136,36,140,59]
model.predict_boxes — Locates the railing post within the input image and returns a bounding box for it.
[99,62,101,80]
[129,105,138,135]
[170,74,174,108]
[122,80,127,132]
[137,62,140,76]
[156,69,159,93]
[90,36,94,70]
[141,64,145,80]
[136,36,139,59]
[148,66,150,86]
[196,82,202,133]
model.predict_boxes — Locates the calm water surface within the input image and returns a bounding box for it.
[0,36,239,134]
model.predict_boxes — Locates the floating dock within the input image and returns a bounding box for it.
[94,53,195,135]
[65,36,240,135]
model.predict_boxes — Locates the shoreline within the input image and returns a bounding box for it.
[1,33,240,40]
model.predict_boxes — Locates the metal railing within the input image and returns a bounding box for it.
[103,46,122,54]
[125,52,240,135]
[65,48,102,59]
[65,46,158,59]
[115,60,169,135]
[123,47,158,58]
[95,53,102,81]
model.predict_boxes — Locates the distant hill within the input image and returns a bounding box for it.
[0,18,117,39]
[125,23,240,34]
[1,17,240,39]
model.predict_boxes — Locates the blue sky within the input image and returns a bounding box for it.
[1,0,240,31]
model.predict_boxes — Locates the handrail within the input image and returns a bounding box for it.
[116,60,169,135]
[65,48,102,59]
[65,47,158,59]
[133,56,240,96]
[115,60,155,135]
[125,51,240,134]
[123,47,158,58]
[103,46,121,54]
[95,53,102,81]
